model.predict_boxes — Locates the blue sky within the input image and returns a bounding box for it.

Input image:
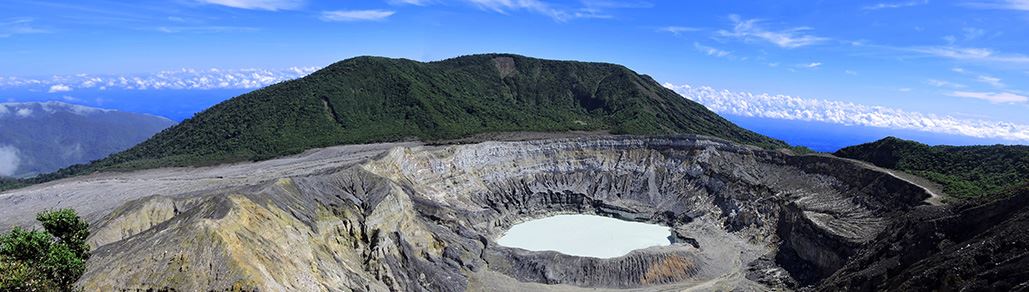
[1,0,1028,144]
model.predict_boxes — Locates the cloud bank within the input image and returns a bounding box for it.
[0,101,111,119]
[0,145,20,177]
[663,83,1029,142]
[0,67,319,91]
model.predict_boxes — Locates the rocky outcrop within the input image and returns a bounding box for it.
[816,185,1029,291]
[0,135,933,290]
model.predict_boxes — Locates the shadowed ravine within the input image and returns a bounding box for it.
[0,135,931,291]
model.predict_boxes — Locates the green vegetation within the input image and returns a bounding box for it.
[835,136,1029,199]
[2,54,785,191]
[1,209,90,291]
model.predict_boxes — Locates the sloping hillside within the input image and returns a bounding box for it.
[834,137,1029,199]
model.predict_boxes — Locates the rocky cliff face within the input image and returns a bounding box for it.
[816,186,1029,291]
[0,135,931,291]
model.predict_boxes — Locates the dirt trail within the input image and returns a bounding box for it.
[815,154,946,205]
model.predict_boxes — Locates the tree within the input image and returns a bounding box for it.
[0,208,90,291]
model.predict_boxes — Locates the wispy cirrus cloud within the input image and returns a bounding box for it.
[913,46,1029,63]
[465,0,638,21]
[862,0,929,10]
[963,27,986,40]
[927,79,967,88]
[693,42,731,58]
[320,10,396,22]
[466,0,574,21]
[950,91,1028,103]
[801,62,822,69]
[663,83,1029,142]
[962,0,1029,11]
[717,14,828,48]
[388,0,432,5]
[197,0,304,11]
[976,75,1005,87]
[156,26,258,33]
[0,18,48,38]
[658,26,702,35]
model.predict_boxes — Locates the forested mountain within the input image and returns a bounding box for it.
[835,136,1029,199]
[31,54,785,178]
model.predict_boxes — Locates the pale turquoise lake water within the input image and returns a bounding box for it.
[497,214,672,258]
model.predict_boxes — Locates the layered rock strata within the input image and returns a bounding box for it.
[0,136,931,290]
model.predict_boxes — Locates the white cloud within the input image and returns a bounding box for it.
[388,0,431,5]
[197,0,303,11]
[0,101,111,119]
[663,82,1029,142]
[15,108,31,117]
[802,62,822,68]
[156,26,258,33]
[717,14,828,48]
[48,84,72,93]
[845,70,858,75]
[899,87,913,92]
[465,0,623,21]
[976,75,1005,87]
[913,46,1029,64]
[950,91,1028,103]
[320,10,396,22]
[927,79,966,88]
[963,0,1029,11]
[468,0,571,21]
[659,26,702,35]
[0,17,47,38]
[963,27,986,40]
[693,42,731,58]
[862,0,930,10]
[0,145,20,177]
[0,67,319,91]
[943,35,957,44]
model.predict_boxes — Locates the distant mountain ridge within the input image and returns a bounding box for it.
[38,54,784,177]
[0,101,175,178]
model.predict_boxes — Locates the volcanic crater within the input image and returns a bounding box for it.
[0,135,931,291]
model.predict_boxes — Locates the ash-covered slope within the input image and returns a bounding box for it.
[0,135,929,291]
[817,184,1029,291]
[77,54,784,174]
[0,101,174,178]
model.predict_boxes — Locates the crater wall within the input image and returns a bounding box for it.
[1,136,931,291]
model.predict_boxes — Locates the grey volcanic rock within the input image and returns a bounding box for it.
[0,101,175,177]
[0,135,931,290]
[816,186,1029,291]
